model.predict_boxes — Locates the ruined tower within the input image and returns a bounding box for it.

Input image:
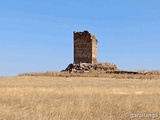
[74,30,98,64]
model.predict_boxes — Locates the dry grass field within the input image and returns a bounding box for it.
[0,76,160,120]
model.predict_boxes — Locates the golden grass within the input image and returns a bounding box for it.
[0,76,160,120]
[18,71,160,80]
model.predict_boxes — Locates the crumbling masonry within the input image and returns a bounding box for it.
[62,30,117,73]
[74,30,98,64]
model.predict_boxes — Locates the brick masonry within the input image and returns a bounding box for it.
[74,30,98,64]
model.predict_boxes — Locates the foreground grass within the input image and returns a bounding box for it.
[0,76,160,120]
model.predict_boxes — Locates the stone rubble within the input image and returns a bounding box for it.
[62,62,117,73]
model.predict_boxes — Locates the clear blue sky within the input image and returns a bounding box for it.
[0,0,160,76]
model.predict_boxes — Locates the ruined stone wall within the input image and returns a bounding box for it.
[74,30,98,64]
[92,35,98,64]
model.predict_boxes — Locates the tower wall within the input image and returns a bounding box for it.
[74,30,98,64]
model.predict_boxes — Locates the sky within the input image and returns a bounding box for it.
[0,0,160,76]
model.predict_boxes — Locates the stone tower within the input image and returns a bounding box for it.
[74,30,98,64]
